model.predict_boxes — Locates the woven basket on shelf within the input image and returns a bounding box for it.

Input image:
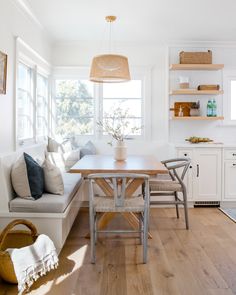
[197,84,220,90]
[179,50,212,64]
[0,219,38,284]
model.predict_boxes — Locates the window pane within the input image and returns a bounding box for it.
[17,63,33,140]
[55,79,94,136]
[102,79,143,137]
[103,118,142,136]
[37,74,48,97]
[18,90,31,115]
[18,115,33,139]
[231,80,236,120]
[18,63,31,90]
[56,117,94,136]
[37,74,48,137]
[103,80,142,98]
[103,99,142,118]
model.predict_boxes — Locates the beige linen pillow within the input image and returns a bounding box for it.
[11,155,32,199]
[46,152,66,172]
[11,153,44,200]
[42,159,64,195]
[48,137,61,152]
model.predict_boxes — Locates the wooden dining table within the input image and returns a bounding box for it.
[70,155,168,236]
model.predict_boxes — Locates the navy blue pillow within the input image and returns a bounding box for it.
[24,153,44,200]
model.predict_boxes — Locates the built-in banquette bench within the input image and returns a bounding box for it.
[0,144,84,253]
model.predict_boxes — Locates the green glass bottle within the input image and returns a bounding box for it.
[207,100,212,117]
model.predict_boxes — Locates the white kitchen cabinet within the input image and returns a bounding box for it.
[177,149,193,200]
[224,161,236,200]
[177,147,222,201]
[193,149,222,201]
[223,148,236,201]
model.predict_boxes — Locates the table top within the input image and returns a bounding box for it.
[69,155,168,176]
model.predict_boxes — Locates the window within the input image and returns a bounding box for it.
[17,62,34,140]
[223,71,236,124]
[55,79,95,137]
[102,80,143,136]
[16,38,51,147]
[53,67,150,139]
[36,73,49,138]
[230,80,236,120]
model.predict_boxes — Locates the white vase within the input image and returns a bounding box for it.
[114,140,127,161]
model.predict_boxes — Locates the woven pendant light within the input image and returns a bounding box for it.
[90,16,131,83]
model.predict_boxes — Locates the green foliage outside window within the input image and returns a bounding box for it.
[55,80,94,136]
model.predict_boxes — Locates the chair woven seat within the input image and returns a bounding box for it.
[150,180,182,192]
[149,174,172,181]
[94,196,145,212]
[149,157,191,230]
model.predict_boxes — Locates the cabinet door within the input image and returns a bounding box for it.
[224,161,236,200]
[193,149,222,201]
[177,149,193,200]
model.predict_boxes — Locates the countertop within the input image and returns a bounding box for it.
[172,142,236,148]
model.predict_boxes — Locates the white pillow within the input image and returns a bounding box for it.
[42,159,64,195]
[46,152,65,172]
[61,140,72,153]
[64,149,80,171]
[48,137,61,153]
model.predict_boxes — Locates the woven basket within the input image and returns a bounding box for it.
[197,84,220,90]
[0,219,38,284]
[179,50,212,64]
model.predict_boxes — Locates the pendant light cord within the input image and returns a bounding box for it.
[109,21,112,53]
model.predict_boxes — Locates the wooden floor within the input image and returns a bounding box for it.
[1,208,236,295]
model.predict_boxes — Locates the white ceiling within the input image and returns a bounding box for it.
[23,0,236,43]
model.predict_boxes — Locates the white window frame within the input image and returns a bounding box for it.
[52,66,151,140]
[36,70,50,141]
[15,37,51,149]
[52,67,97,140]
[17,61,34,144]
[223,69,236,125]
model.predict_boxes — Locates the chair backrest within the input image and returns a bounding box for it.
[161,158,191,184]
[88,173,150,207]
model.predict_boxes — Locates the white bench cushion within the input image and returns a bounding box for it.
[9,173,82,213]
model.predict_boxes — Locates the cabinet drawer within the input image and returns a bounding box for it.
[224,149,236,160]
[177,149,193,159]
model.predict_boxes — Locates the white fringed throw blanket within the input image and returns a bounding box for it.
[7,234,59,294]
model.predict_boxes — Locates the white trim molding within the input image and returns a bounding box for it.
[11,0,44,29]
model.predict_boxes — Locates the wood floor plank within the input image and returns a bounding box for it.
[191,225,236,293]
[148,242,182,295]
[175,230,229,290]
[99,240,127,295]
[1,208,236,295]
[125,242,154,295]
[158,229,208,295]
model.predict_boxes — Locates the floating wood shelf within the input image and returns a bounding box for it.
[170,64,224,71]
[171,116,224,121]
[170,90,224,95]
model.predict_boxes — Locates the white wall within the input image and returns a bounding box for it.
[53,42,236,149]
[52,41,171,160]
[0,0,51,154]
